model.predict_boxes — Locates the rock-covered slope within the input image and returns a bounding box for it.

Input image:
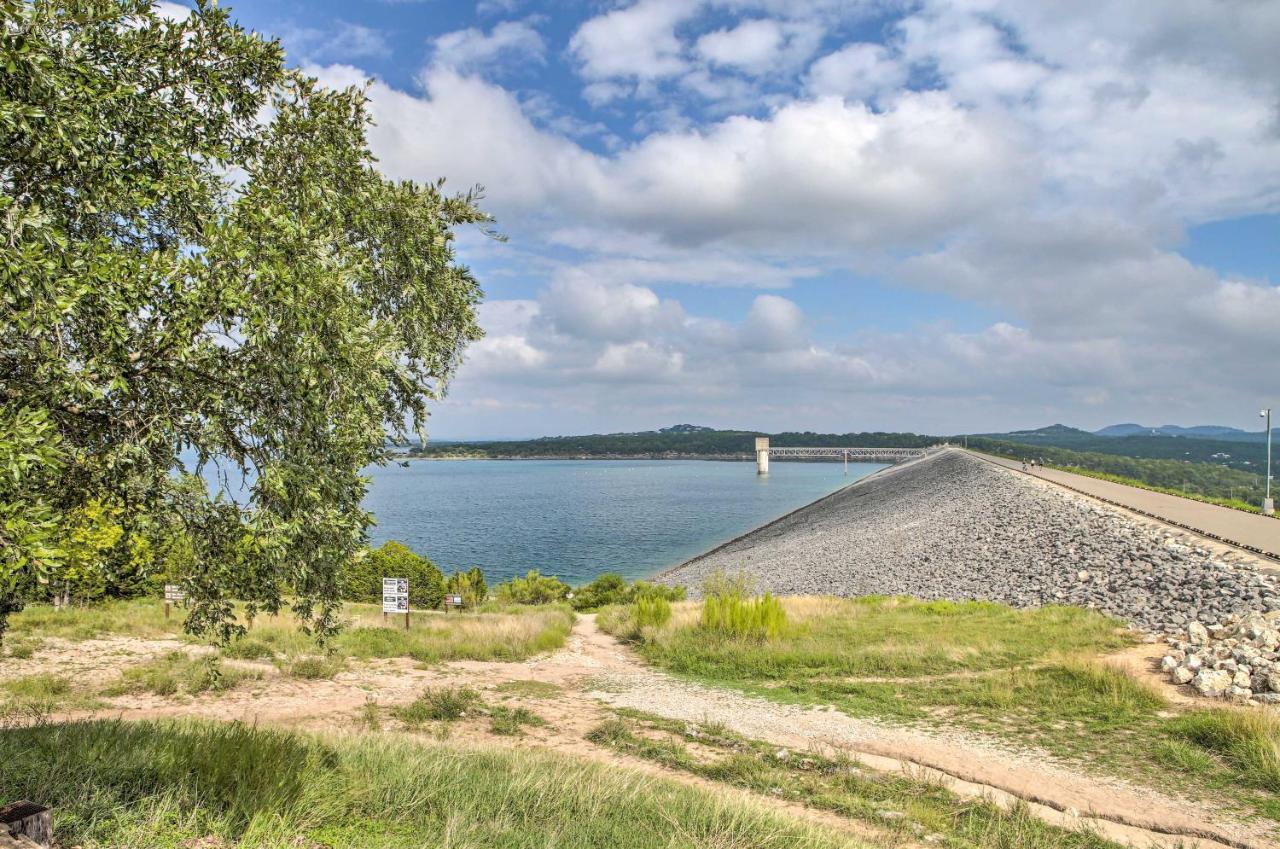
[663,449,1278,632]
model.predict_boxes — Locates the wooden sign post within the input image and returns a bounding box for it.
[382,577,410,630]
[163,584,186,620]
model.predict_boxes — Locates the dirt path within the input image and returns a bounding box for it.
[25,616,1275,849]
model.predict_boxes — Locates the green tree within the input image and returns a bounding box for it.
[445,567,487,607]
[343,542,445,610]
[496,570,570,605]
[1,0,487,641]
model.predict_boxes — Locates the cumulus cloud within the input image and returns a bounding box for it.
[281,21,390,63]
[304,0,1280,434]
[568,0,696,85]
[431,20,545,72]
[805,43,907,103]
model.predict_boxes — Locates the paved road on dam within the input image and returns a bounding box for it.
[972,450,1280,561]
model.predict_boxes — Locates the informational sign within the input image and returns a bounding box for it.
[163,584,186,602]
[382,577,409,613]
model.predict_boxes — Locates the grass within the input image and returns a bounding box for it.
[0,718,863,848]
[488,705,547,736]
[8,598,188,642]
[101,652,262,698]
[603,596,1131,680]
[495,679,563,698]
[590,712,1126,849]
[602,594,1280,823]
[9,599,574,669]
[285,655,345,680]
[393,686,483,725]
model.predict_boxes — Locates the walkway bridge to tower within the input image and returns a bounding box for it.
[753,437,935,474]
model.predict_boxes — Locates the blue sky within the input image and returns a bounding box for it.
[168,0,1280,438]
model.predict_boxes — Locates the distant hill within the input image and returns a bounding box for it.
[408,427,936,459]
[1095,423,1257,441]
[977,424,1270,472]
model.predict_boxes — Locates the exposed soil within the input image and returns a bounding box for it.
[10,614,1275,849]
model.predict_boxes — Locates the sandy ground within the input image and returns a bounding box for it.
[8,615,1276,849]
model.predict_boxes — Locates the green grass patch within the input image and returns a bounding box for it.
[11,600,574,668]
[8,599,187,641]
[101,652,262,698]
[489,705,547,736]
[605,596,1130,681]
[603,594,1280,823]
[1167,709,1280,793]
[0,719,860,848]
[393,686,483,725]
[591,712,1124,849]
[285,655,345,680]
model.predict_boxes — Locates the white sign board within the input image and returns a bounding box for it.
[382,577,409,613]
[164,584,186,602]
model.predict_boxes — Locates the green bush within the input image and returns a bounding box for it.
[495,570,570,605]
[635,596,672,629]
[571,573,685,611]
[395,686,483,725]
[701,592,786,641]
[341,541,444,609]
[445,567,488,607]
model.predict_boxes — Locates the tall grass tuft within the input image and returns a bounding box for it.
[635,595,672,629]
[701,592,786,641]
[1168,708,1280,792]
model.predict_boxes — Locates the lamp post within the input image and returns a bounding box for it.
[1263,408,1274,516]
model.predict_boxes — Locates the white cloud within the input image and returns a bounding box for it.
[153,2,191,21]
[740,295,806,352]
[697,19,784,72]
[568,0,696,85]
[431,20,545,72]
[282,21,390,63]
[805,43,907,103]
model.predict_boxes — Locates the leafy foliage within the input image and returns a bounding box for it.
[569,572,685,611]
[495,570,570,605]
[445,566,488,607]
[341,541,444,610]
[1,0,487,641]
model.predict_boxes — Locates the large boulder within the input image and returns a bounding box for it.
[1192,669,1233,698]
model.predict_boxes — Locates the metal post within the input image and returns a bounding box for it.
[1264,408,1274,516]
[843,450,848,475]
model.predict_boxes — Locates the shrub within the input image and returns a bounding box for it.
[698,570,755,598]
[571,573,629,610]
[286,655,345,680]
[495,570,570,605]
[395,686,482,725]
[445,567,488,607]
[635,596,672,629]
[701,592,786,641]
[571,574,685,611]
[489,705,546,736]
[340,541,445,609]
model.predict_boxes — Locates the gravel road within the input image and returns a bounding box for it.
[662,448,1279,633]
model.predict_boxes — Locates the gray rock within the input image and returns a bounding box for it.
[1192,669,1233,698]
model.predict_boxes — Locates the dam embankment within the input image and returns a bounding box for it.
[662,448,1278,633]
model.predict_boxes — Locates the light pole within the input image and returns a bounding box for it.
[1263,408,1274,516]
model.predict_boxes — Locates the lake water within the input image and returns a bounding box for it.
[363,459,883,586]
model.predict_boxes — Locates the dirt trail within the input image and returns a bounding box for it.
[24,616,1275,849]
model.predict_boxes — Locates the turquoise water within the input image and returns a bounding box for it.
[363,459,882,585]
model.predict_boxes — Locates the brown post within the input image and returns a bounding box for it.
[1,801,53,847]
[164,600,171,620]
[404,608,410,631]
